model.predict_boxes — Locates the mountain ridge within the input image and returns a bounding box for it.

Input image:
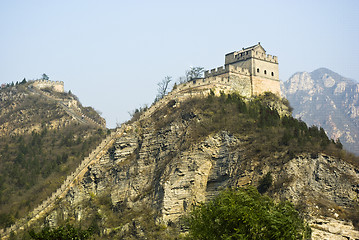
[1,76,359,239]
[0,80,107,233]
[3,90,359,239]
[281,68,359,156]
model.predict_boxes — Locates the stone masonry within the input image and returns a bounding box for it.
[31,80,64,93]
[203,42,280,97]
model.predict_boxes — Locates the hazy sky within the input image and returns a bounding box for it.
[1,0,358,128]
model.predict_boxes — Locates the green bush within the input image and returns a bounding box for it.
[185,186,311,240]
[0,124,105,228]
[29,224,93,240]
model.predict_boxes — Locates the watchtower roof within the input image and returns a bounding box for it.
[225,42,266,56]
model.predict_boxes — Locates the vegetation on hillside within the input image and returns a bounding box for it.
[151,91,351,163]
[20,190,181,240]
[0,83,108,230]
[3,82,358,238]
[28,224,93,240]
[185,186,311,240]
[0,124,106,229]
[146,91,358,234]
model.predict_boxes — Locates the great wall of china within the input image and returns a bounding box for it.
[0,72,242,238]
[1,43,281,238]
[0,128,122,239]
[30,80,64,93]
[32,87,105,128]
[141,66,253,120]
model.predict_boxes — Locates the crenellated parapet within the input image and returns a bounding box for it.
[226,51,278,64]
[253,53,278,63]
[31,79,64,93]
[204,65,250,78]
[32,79,64,85]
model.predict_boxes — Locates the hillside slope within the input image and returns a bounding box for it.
[6,92,358,239]
[0,81,107,230]
[281,68,359,155]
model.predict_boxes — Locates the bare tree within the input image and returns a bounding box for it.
[156,76,172,101]
[177,76,187,84]
[185,66,204,81]
[175,66,205,85]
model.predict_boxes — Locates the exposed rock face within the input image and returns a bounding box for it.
[3,81,356,239]
[43,104,359,239]
[281,68,359,155]
[310,218,359,240]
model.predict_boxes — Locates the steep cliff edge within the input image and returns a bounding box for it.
[8,93,358,239]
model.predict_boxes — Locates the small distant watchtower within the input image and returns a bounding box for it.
[224,43,280,96]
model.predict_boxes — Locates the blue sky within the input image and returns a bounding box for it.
[1,0,358,128]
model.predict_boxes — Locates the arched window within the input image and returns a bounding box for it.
[257,68,260,73]
[271,72,274,76]
[264,70,267,75]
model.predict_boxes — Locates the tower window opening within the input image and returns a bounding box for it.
[257,68,259,73]
[264,70,267,75]
[271,72,274,76]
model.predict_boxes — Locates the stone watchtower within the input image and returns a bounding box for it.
[224,43,280,96]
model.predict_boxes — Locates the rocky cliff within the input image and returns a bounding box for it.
[281,68,359,156]
[8,93,358,239]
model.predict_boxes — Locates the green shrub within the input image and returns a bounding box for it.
[29,224,93,240]
[185,186,311,240]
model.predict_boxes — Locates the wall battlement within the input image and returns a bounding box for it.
[226,51,278,64]
[32,79,64,84]
[195,43,280,97]
[31,79,64,93]
[253,53,278,63]
[204,65,250,78]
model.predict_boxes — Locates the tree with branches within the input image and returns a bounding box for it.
[156,76,172,101]
[185,66,204,81]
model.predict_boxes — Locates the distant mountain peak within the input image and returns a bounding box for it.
[310,68,347,84]
[282,68,359,155]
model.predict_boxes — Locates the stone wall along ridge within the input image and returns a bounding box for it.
[139,74,246,120]
[0,128,123,239]
[31,80,64,93]
[33,88,105,128]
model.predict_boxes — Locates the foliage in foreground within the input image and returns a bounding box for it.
[185,186,311,240]
[28,224,93,240]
